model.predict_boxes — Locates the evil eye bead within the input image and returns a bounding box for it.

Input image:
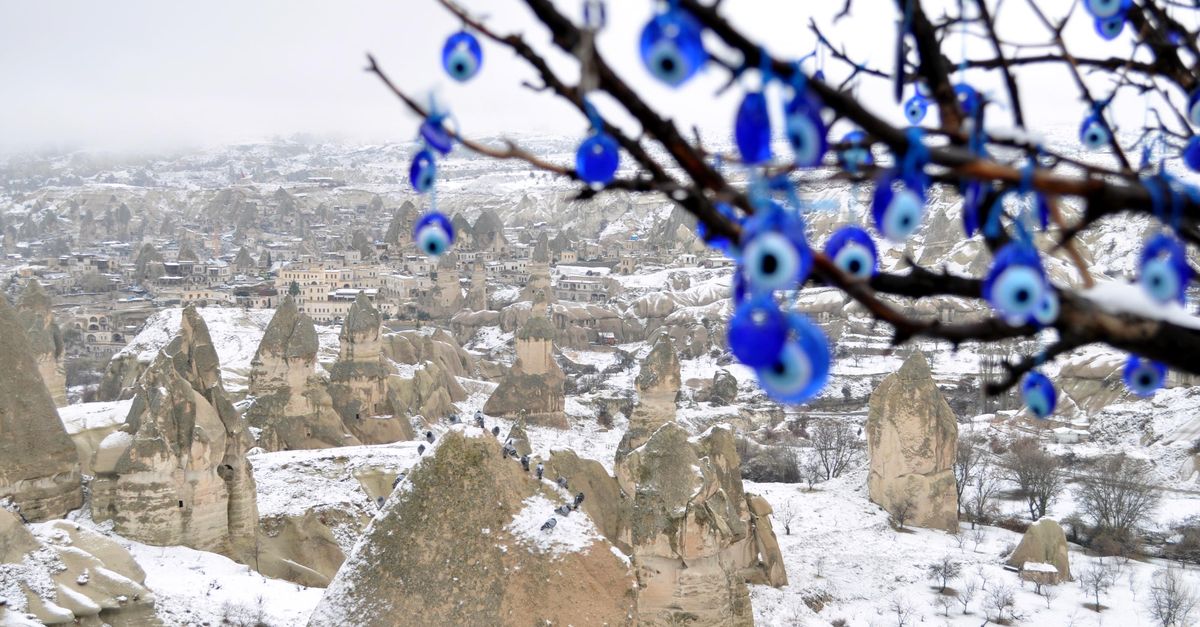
[1020,371,1057,419]
[1123,355,1167,397]
[639,9,706,87]
[1033,289,1059,325]
[903,95,928,125]
[837,130,873,172]
[696,202,740,256]
[420,118,454,156]
[740,205,813,294]
[983,243,1046,321]
[962,181,985,237]
[954,83,981,118]
[727,294,788,368]
[755,313,831,404]
[785,93,827,168]
[1035,193,1051,230]
[576,132,620,185]
[735,91,772,165]
[1184,136,1200,172]
[442,31,483,82]
[1085,0,1129,18]
[1079,115,1109,150]
[871,176,925,242]
[409,149,436,193]
[1188,90,1200,127]
[1139,233,1191,304]
[825,226,878,280]
[413,212,455,257]
[1095,14,1125,40]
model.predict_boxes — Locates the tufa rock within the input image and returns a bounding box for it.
[617,334,681,460]
[245,297,361,451]
[616,423,786,625]
[866,352,959,532]
[0,512,157,625]
[0,294,82,521]
[308,430,636,626]
[1006,518,1071,583]
[90,306,259,563]
[327,294,413,443]
[483,316,566,428]
[16,280,66,407]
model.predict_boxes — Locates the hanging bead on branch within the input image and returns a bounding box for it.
[1123,355,1167,397]
[1021,371,1057,419]
[639,5,706,87]
[754,313,831,404]
[1138,233,1191,305]
[441,31,483,82]
[413,212,455,258]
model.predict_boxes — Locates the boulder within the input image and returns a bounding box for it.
[327,294,413,443]
[90,306,259,563]
[504,415,533,459]
[544,448,629,552]
[16,280,66,407]
[57,400,133,475]
[1006,518,1071,583]
[617,334,681,460]
[0,511,156,626]
[245,297,360,451]
[308,429,636,626]
[709,369,738,406]
[0,295,82,522]
[866,352,959,532]
[383,329,471,422]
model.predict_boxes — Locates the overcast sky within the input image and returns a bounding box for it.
[0,0,1185,154]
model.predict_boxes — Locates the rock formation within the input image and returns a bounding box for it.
[467,260,488,311]
[615,423,786,625]
[327,294,413,443]
[617,333,681,460]
[309,429,637,626]
[504,414,532,458]
[16,280,66,407]
[0,294,82,522]
[90,306,259,563]
[866,352,959,532]
[381,329,471,422]
[245,297,360,451]
[0,512,156,625]
[483,316,566,427]
[518,238,555,305]
[1006,518,1071,583]
[420,253,465,319]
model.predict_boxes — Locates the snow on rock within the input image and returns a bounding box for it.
[57,399,133,435]
[126,539,322,626]
[505,494,604,559]
[114,306,340,394]
[1081,280,1200,330]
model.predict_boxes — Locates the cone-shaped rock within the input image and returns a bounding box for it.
[246,296,361,450]
[90,305,259,563]
[0,295,82,521]
[1006,518,1071,583]
[866,351,958,532]
[309,429,636,626]
[615,423,786,625]
[328,293,413,443]
[483,316,566,427]
[617,333,680,460]
[17,280,66,407]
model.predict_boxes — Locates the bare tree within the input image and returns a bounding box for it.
[928,556,962,593]
[984,584,1016,623]
[801,453,824,491]
[1147,567,1199,627]
[1005,438,1064,521]
[774,499,797,536]
[956,576,979,614]
[888,595,917,627]
[1039,583,1059,609]
[933,594,954,617]
[1081,563,1116,612]
[887,486,918,530]
[954,434,986,518]
[809,419,862,481]
[1076,454,1161,554]
[965,464,1002,529]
